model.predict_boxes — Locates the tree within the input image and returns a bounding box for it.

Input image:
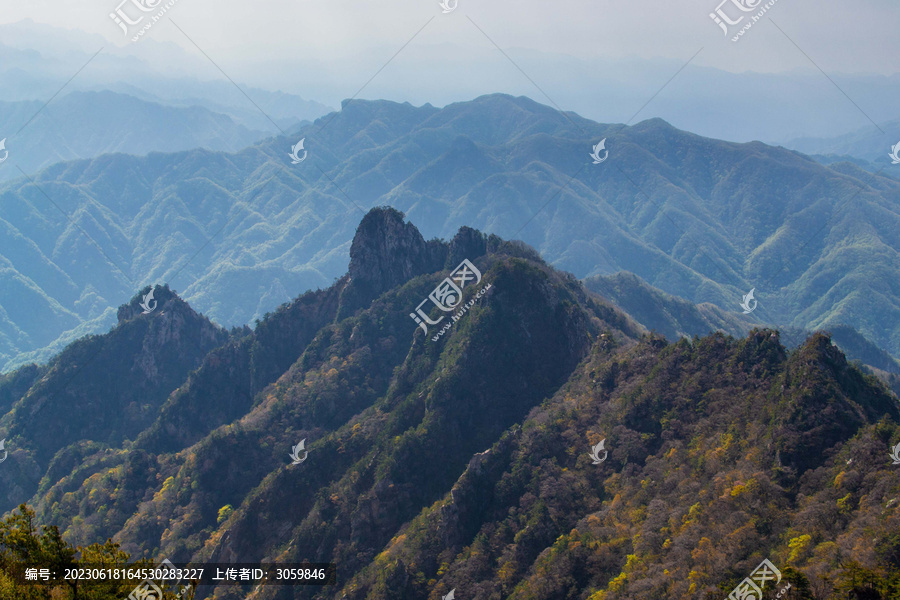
[0,503,192,600]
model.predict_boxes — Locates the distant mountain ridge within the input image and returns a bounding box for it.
[584,271,754,342]
[0,19,334,133]
[585,270,900,399]
[0,90,271,182]
[2,18,899,146]
[1,93,899,373]
[786,118,900,164]
[586,271,900,370]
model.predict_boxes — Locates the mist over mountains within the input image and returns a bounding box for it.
[0,90,278,181]
[1,3,899,597]
[1,93,899,374]
[787,119,900,165]
[1,18,897,146]
[0,19,333,156]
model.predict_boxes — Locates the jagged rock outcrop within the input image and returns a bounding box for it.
[347,208,446,296]
[338,207,494,320]
[446,226,488,269]
[5,207,900,600]
[117,284,179,323]
[0,286,229,511]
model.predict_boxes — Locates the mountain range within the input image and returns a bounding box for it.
[787,119,900,165]
[0,19,333,134]
[2,18,899,145]
[1,93,899,374]
[0,208,898,599]
[585,272,899,370]
[0,90,277,182]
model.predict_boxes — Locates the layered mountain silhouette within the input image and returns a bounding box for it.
[786,118,900,165]
[1,94,898,375]
[0,209,898,599]
[0,90,276,182]
[584,271,900,394]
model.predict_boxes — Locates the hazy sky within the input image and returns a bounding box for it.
[2,0,896,75]
[1,0,896,143]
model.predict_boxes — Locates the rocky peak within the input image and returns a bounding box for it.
[338,209,494,320]
[347,207,446,297]
[117,284,180,323]
[446,226,487,268]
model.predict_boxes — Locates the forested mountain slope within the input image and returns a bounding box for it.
[0,209,897,599]
[3,94,899,373]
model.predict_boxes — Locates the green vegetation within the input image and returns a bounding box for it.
[0,210,897,599]
[0,504,193,599]
[3,95,899,375]
[335,331,900,599]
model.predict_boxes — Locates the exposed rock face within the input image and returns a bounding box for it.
[339,207,493,319]
[113,284,230,384]
[348,207,447,299]
[446,226,488,269]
